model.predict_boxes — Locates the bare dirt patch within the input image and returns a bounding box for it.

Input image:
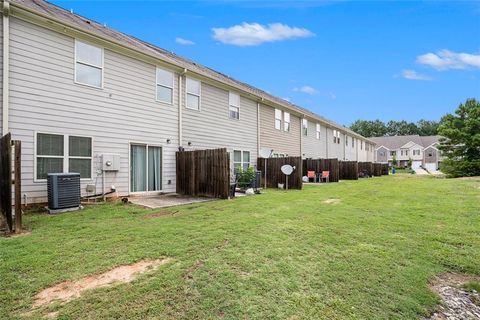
[322,198,341,204]
[427,272,480,319]
[31,258,172,309]
[142,210,178,219]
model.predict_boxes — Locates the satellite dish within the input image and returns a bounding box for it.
[259,148,273,158]
[281,165,294,175]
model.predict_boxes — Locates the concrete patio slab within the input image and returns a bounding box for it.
[129,194,215,209]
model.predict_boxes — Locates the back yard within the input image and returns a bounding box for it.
[1,175,479,319]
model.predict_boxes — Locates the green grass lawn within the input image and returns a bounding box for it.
[1,175,479,319]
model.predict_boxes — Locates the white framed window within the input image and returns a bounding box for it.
[233,150,250,173]
[316,124,321,139]
[75,40,103,88]
[284,112,291,132]
[361,141,363,150]
[302,119,308,136]
[346,136,348,146]
[273,153,287,158]
[156,67,174,104]
[333,130,337,143]
[352,138,355,148]
[337,131,341,144]
[229,92,240,120]
[35,133,92,180]
[186,77,201,110]
[275,109,282,130]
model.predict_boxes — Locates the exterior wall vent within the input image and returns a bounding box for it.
[47,173,81,210]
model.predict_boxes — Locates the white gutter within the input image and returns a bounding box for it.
[256,101,261,155]
[2,0,9,136]
[178,68,186,147]
[299,115,304,158]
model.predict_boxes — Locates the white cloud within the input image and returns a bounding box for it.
[401,69,432,81]
[175,37,195,45]
[293,85,318,95]
[212,22,314,46]
[416,49,480,70]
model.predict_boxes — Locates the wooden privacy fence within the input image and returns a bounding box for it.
[257,157,303,189]
[358,162,374,177]
[176,148,230,199]
[339,161,359,180]
[303,158,339,182]
[373,163,384,176]
[381,163,389,175]
[0,133,22,234]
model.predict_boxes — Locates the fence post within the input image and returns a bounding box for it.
[14,140,21,233]
[0,133,12,232]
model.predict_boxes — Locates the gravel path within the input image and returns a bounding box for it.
[428,273,480,320]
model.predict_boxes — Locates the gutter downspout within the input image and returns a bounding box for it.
[2,0,10,136]
[178,68,186,148]
[300,115,304,158]
[257,101,261,157]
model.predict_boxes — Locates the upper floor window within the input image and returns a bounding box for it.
[390,151,396,156]
[316,124,321,139]
[275,109,282,130]
[229,92,240,120]
[336,131,341,144]
[352,138,355,148]
[186,77,201,110]
[284,112,291,132]
[366,144,369,151]
[36,133,92,180]
[302,119,308,136]
[156,67,174,104]
[333,130,337,143]
[345,136,348,146]
[75,40,103,88]
[413,149,421,156]
[360,141,363,150]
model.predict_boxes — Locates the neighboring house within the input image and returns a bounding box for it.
[369,135,442,171]
[0,0,375,203]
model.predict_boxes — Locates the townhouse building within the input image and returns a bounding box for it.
[1,0,374,203]
[370,135,442,171]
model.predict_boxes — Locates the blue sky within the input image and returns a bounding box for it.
[53,0,480,125]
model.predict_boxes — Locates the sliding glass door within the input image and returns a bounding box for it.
[130,144,162,193]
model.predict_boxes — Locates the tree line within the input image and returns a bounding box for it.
[349,119,439,137]
[350,98,479,177]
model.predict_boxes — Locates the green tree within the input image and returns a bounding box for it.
[407,158,412,169]
[417,119,439,136]
[349,119,387,137]
[438,98,480,177]
[386,120,419,136]
[392,155,398,168]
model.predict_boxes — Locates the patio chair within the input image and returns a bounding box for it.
[307,171,316,183]
[320,171,330,183]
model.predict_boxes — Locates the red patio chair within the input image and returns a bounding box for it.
[320,171,330,183]
[307,171,316,182]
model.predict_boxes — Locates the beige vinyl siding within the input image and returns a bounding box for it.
[326,127,343,159]
[376,147,388,163]
[259,104,300,156]
[344,134,357,161]
[302,119,326,159]
[181,79,258,171]
[8,17,178,202]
